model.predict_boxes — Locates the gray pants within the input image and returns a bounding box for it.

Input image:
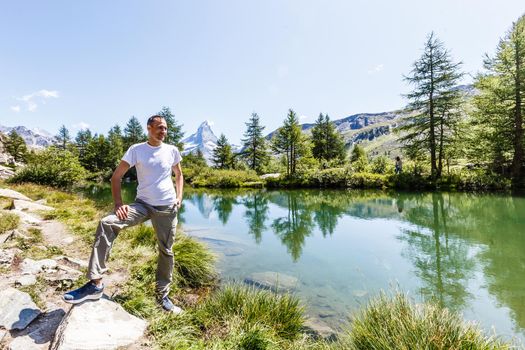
[87,199,178,297]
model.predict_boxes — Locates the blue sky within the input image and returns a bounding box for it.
[1,1,524,144]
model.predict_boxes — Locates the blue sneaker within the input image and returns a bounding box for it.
[63,281,104,304]
[158,295,183,314]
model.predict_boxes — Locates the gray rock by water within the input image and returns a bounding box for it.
[303,318,338,341]
[0,188,31,201]
[0,288,41,330]
[244,271,298,293]
[51,298,147,350]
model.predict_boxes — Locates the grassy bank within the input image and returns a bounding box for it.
[183,166,512,192]
[0,182,517,349]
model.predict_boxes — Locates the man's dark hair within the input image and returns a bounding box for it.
[147,115,165,126]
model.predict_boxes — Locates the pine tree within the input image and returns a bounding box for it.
[56,125,71,150]
[157,106,184,149]
[401,32,464,180]
[350,144,368,172]
[472,15,525,188]
[107,125,124,169]
[241,112,269,173]
[75,128,93,165]
[311,113,346,166]
[5,130,27,162]
[124,116,146,150]
[271,109,309,176]
[212,134,234,169]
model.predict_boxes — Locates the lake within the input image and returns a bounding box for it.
[82,184,525,344]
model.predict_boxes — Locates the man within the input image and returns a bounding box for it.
[63,115,184,314]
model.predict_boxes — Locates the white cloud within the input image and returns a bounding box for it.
[16,89,59,112]
[299,115,309,120]
[10,105,20,113]
[368,64,384,74]
[73,122,90,130]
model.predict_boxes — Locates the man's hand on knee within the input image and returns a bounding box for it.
[115,204,130,220]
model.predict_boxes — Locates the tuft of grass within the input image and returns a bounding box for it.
[0,210,20,233]
[173,234,217,288]
[336,291,515,350]
[196,284,305,341]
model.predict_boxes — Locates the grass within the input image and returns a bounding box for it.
[334,291,515,350]
[0,210,20,233]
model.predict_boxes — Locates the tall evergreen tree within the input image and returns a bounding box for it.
[271,109,309,176]
[5,130,27,162]
[212,134,234,169]
[241,112,269,173]
[56,124,71,150]
[107,125,124,169]
[75,128,93,164]
[157,106,184,149]
[311,113,346,166]
[401,32,464,179]
[472,15,525,188]
[123,116,146,150]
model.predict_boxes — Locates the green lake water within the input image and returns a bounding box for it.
[82,184,525,344]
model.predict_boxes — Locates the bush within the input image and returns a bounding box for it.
[196,284,305,341]
[0,210,20,233]
[311,167,350,188]
[370,156,394,175]
[346,172,389,189]
[9,147,87,188]
[337,291,513,350]
[190,168,263,188]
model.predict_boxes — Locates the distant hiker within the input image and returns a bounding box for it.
[395,156,403,174]
[63,115,184,314]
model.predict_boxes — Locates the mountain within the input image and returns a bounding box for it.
[0,124,56,148]
[181,121,219,164]
[266,84,477,158]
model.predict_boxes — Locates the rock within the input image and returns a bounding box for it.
[44,267,82,290]
[0,288,41,331]
[35,199,47,205]
[55,256,88,270]
[0,328,7,341]
[10,210,42,225]
[0,248,15,266]
[15,275,37,287]
[244,271,298,293]
[303,318,338,341]
[50,298,147,350]
[12,230,30,240]
[8,308,66,350]
[352,289,368,298]
[0,229,16,243]
[21,258,58,275]
[40,222,75,246]
[260,173,281,179]
[0,188,31,201]
[12,200,54,212]
[0,165,15,180]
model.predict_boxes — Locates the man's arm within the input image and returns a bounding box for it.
[172,162,184,208]
[111,160,131,220]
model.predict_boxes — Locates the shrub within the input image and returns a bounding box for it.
[337,291,513,350]
[9,147,87,188]
[0,210,20,233]
[190,168,263,188]
[196,284,305,341]
[370,155,394,175]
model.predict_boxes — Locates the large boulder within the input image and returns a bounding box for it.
[0,188,31,201]
[8,308,66,350]
[21,258,58,275]
[244,271,298,293]
[0,288,41,331]
[50,298,147,350]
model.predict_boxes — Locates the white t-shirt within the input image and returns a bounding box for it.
[122,142,182,206]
